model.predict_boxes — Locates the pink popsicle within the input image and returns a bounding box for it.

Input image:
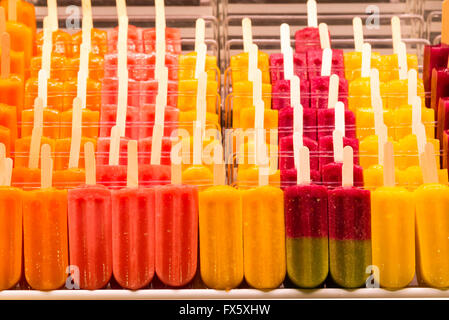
[322,162,364,188]
[278,105,317,141]
[310,76,348,109]
[307,49,345,79]
[67,185,113,290]
[279,135,319,171]
[317,108,356,140]
[318,135,360,171]
[272,79,310,110]
[99,105,140,140]
[269,52,308,83]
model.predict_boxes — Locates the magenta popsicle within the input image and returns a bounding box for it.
[269,52,308,83]
[279,135,319,171]
[318,135,360,170]
[307,49,345,79]
[310,76,348,109]
[317,108,356,140]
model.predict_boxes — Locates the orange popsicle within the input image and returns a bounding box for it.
[23,144,69,290]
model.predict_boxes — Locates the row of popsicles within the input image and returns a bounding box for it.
[2,139,449,291]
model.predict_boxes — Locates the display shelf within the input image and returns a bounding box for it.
[1,288,449,300]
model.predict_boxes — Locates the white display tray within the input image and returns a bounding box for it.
[1,288,449,300]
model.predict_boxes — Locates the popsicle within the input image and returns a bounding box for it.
[230,50,270,85]
[415,142,449,288]
[110,140,155,289]
[140,105,178,139]
[278,103,316,141]
[269,52,308,84]
[370,141,415,288]
[155,148,199,287]
[272,79,310,110]
[198,143,243,289]
[242,184,286,289]
[0,103,16,155]
[310,75,348,109]
[0,32,23,123]
[231,80,272,128]
[318,132,360,170]
[423,45,449,107]
[0,146,21,290]
[328,146,371,288]
[307,50,345,79]
[284,147,328,288]
[23,144,69,290]
[139,79,178,108]
[177,79,218,113]
[1,0,36,55]
[294,0,321,53]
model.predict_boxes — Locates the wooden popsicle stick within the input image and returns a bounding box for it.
[82,0,93,21]
[38,69,48,108]
[342,146,354,187]
[416,122,427,156]
[293,131,302,175]
[47,0,58,32]
[109,125,120,166]
[248,43,258,82]
[383,141,395,187]
[377,123,387,166]
[298,146,311,185]
[40,144,53,189]
[283,46,294,81]
[411,96,422,136]
[242,18,252,53]
[391,16,401,55]
[333,129,344,163]
[307,0,318,28]
[196,71,208,132]
[41,17,52,76]
[408,69,418,106]
[116,63,128,137]
[319,23,330,50]
[269,129,278,174]
[320,48,332,77]
[1,32,10,79]
[28,127,42,169]
[290,75,301,109]
[195,18,205,53]
[157,66,168,111]
[422,142,439,184]
[4,158,12,187]
[170,140,182,185]
[280,23,290,54]
[116,0,127,18]
[8,0,17,22]
[398,41,408,80]
[68,98,82,169]
[0,8,5,36]
[255,127,268,167]
[327,74,339,109]
[77,44,90,109]
[192,121,202,166]
[127,140,138,188]
[0,143,5,186]
[194,42,207,80]
[155,0,166,77]
[442,0,449,45]
[29,98,44,170]
[84,141,96,185]
[361,43,371,78]
[213,142,225,186]
[353,17,364,52]
[335,101,346,137]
